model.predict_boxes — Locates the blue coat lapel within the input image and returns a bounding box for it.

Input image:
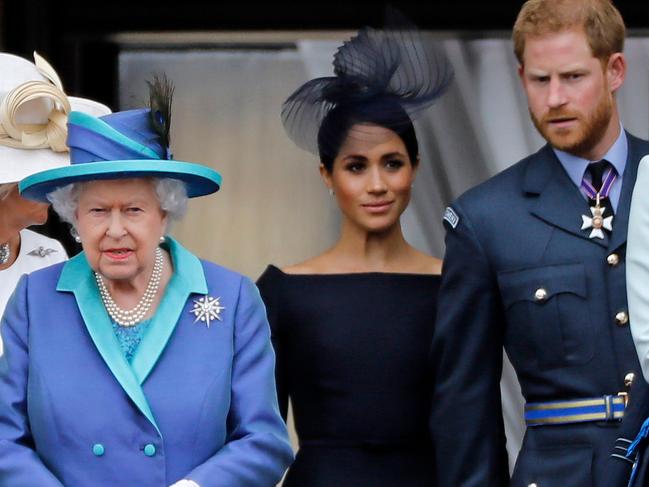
[57,253,161,434]
[607,133,648,252]
[525,145,608,248]
[130,238,208,385]
[56,239,208,433]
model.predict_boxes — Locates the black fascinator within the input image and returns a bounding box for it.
[281,20,454,162]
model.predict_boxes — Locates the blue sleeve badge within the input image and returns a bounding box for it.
[443,207,459,229]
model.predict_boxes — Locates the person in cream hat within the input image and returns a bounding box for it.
[0,51,111,353]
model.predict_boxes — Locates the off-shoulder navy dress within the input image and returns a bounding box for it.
[257,265,440,486]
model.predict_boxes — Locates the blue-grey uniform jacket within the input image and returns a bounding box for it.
[431,132,649,487]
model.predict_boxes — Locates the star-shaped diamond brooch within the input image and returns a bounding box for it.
[190,296,225,328]
[581,204,613,240]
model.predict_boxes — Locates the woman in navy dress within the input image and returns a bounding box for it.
[257,24,453,486]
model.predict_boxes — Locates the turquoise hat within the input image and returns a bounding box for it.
[19,106,222,202]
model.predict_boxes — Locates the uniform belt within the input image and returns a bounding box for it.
[525,395,626,426]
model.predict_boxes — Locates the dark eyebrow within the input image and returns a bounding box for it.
[341,154,368,162]
[381,151,407,159]
[559,69,588,76]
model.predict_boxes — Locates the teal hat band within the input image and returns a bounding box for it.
[67,111,161,163]
[20,109,222,202]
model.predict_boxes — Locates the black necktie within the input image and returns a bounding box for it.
[586,160,615,216]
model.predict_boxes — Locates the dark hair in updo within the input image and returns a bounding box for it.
[317,98,419,173]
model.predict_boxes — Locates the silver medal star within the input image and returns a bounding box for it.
[581,205,613,239]
[190,295,225,328]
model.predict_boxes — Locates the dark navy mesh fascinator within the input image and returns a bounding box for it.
[281,23,454,160]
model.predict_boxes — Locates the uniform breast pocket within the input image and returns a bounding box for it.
[498,262,594,370]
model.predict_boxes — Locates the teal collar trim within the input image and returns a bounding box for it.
[57,253,161,434]
[130,237,207,384]
[68,111,160,160]
[56,239,207,432]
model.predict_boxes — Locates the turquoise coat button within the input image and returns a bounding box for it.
[92,444,105,457]
[143,443,156,457]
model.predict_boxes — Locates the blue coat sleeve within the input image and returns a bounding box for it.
[430,202,509,486]
[184,276,294,487]
[0,275,64,486]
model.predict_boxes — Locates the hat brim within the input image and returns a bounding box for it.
[0,96,112,185]
[19,159,222,202]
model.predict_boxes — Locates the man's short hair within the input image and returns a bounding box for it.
[513,0,625,64]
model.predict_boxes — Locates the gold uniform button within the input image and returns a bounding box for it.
[607,253,620,266]
[616,311,629,326]
[625,372,635,388]
[534,288,548,302]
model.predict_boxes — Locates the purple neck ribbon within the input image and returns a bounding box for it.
[581,166,617,201]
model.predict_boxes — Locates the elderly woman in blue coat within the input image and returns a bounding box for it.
[0,80,293,486]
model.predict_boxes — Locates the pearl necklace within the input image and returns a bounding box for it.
[95,247,164,327]
[0,242,10,265]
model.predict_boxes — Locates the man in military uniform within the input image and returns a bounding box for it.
[430,1,649,485]
[606,130,649,486]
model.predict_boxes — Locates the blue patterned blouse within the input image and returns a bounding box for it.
[111,319,153,362]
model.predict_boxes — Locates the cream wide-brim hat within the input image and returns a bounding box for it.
[0,52,111,185]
